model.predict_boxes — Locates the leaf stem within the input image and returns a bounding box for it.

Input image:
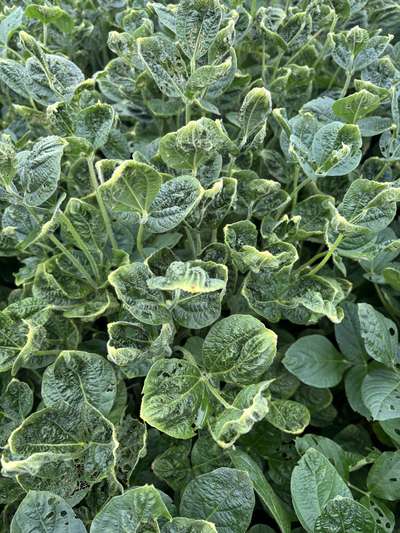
[58,212,100,280]
[348,483,370,498]
[374,283,398,322]
[184,224,197,259]
[48,233,98,289]
[341,70,353,98]
[185,101,192,124]
[87,156,118,250]
[136,223,145,258]
[251,0,257,18]
[207,383,232,409]
[306,233,344,277]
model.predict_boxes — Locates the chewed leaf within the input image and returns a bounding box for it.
[141,358,208,439]
[11,491,87,533]
[291,448,352,532]
[265,400,310,434]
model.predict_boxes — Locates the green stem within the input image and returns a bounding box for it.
[207,383,232,409]
[284,30,323,67]
[290,175,313,201]
[184,225,197,259]
[136,223,145,258]
[87,156,118,250]
[34,350,62,357]
[261,40,266,82]
[348,483,370,498]
[25,205,97,288]
[341,70,352,98]
[298,250,327,272]
[375,284,398,322]
[290,166,300,210]
[306,233,344,277]
[58,212,100,280]
[49,234,98,288]
[251,0,257,17]
[211,228,218,243]
[227,155,236,177]
[374,160,390,181]
[43,24,48,46]
[185,101,192,124]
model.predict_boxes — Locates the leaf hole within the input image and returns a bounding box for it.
[389,327,396,336]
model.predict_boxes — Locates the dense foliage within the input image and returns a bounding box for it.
[1,0,400,530]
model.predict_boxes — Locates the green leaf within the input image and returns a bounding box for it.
[141,358,208,439]
[229,448,291,533]
[0,7,23,45]
[202,314,277,385]
[291,448,352,532]
[11,491,87,533]
[42,351,117,415]
[283,335,349,388]
[90,485,171,532]
[314,496,376,533]
[176,0,222,61]
[180,467,255,533]
[311,122,362,176]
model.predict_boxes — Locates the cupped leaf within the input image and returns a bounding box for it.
[16,136,65,206]
[147,176,203,233]
[90,485,171,532]
[210,381,272,448]
[202,314,277,385]
[42,350,117,415]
